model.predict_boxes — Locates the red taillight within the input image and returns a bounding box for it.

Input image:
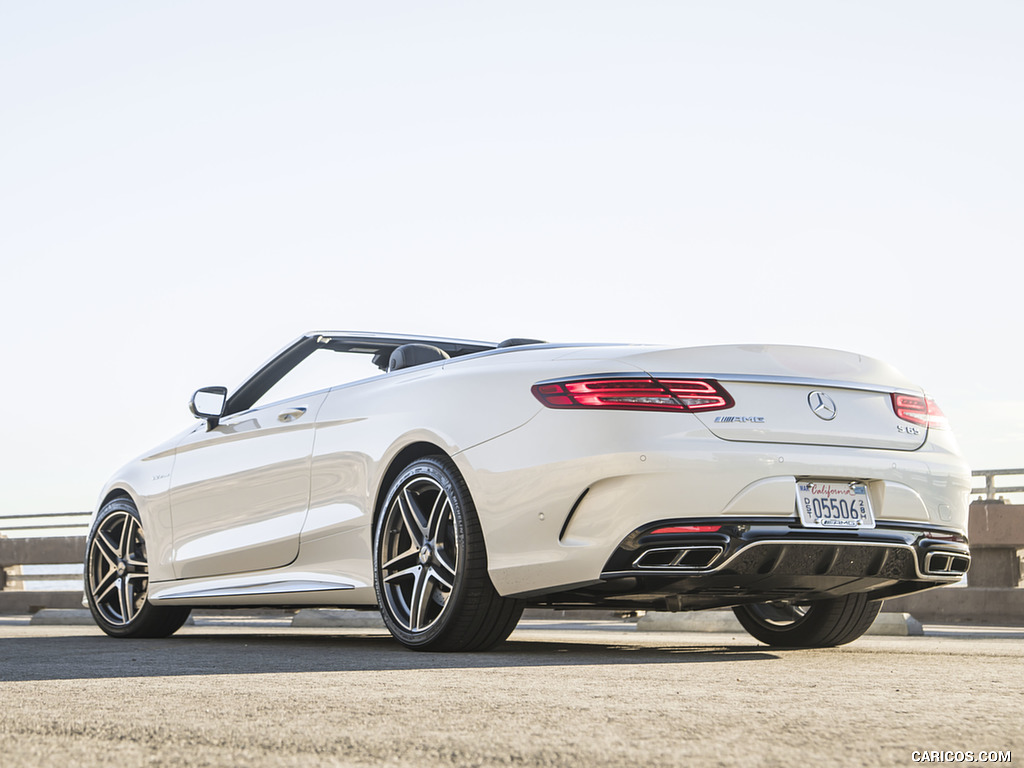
[891,393,949,429]
[532,377,734,413]
[649,525,722,534]
[921,531,965,542]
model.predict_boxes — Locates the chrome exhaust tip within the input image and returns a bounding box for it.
[633,545,725,570]
[923,550,971,576]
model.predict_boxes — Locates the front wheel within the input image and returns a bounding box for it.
[84,497,191,638]
[732,594,881,647]
[373,456,524,651]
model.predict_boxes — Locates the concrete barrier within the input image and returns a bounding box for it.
[29,608,93,626]
[636,609,923,636]
[291,609,386,628]
[883,586,1024,625]
[0,536,87,614]
[967,501,1024,589]
[0,591,84,614]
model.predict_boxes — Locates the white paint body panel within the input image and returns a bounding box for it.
[168,391,330,579]
[93,339,970,608]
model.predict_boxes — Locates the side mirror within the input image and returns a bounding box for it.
[189,386,228,421]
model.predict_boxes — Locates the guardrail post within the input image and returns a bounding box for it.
[971,468,1024,501]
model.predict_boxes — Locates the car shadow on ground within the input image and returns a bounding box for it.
[0,631,779,682]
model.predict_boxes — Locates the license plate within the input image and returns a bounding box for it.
[796,481,875,529]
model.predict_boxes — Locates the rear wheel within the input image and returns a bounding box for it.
[85,497,191,638]
[732,594,881,647]
[373,456,524,651]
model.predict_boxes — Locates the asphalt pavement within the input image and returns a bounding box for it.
[1,615,1021,767]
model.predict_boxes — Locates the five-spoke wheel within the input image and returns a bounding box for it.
[374,456,523,651]
[377,471,460,633]
[85,497,191,638]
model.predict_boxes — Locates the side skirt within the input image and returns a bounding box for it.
[149,570,377,607]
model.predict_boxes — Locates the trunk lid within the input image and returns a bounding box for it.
[581,344,927,451]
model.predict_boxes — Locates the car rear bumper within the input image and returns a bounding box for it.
[518,520,969,610]
[459,407,971,599]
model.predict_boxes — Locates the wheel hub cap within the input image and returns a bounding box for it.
[418,544,432,564]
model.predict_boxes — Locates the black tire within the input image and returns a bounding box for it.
[732,594,882,647]
[373,456,524,651]
[84,497,191,638]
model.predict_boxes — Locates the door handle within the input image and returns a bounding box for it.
[277,407,307,423]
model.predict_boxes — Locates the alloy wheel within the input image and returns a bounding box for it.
[87,508,150,627]
[378,475,460,633]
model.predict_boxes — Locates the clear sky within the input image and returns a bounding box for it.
[2,2,1022,515]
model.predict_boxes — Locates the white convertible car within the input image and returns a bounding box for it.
[85,332,971,650]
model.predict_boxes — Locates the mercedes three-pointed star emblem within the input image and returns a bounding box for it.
[808,390,837,421]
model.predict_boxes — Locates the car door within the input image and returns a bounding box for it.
[167,390,329,579]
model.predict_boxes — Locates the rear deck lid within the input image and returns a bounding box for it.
[588,344,927,451]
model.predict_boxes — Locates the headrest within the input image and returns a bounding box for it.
[496,337,545,348]
[388,343,450,372]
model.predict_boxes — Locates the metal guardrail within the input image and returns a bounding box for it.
[971,468,1024,500]
[0,511,91,537]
